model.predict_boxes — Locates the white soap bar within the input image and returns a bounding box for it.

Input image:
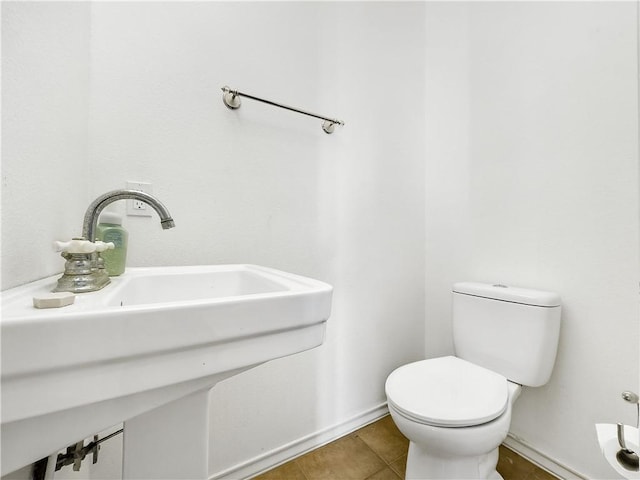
[33,292,75,309]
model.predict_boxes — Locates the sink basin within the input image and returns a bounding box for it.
[103,267,286,306]
[1,264,332,476]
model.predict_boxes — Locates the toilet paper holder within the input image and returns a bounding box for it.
[617,422,639,471]
[596,422,639,478]
[614,391,639,473]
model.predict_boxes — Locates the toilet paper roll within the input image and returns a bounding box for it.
[595,423,640,479]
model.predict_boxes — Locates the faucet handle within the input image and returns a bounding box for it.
[54,238,97,254]
[94,241,115,253]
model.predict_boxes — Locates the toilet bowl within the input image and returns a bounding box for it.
[386,357,522,479]
[385,283,561,480]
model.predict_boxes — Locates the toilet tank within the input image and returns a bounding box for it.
[452,282,561,387]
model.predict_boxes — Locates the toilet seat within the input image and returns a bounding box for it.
[385,356,508,428]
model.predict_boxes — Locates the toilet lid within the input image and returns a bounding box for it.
[385,356,508,427]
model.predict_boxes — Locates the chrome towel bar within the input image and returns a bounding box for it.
[221,86,344,134]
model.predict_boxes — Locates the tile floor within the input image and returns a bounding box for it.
[253,415,559,480]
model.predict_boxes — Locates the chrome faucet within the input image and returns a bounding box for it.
[54,190,175,293]
[83,190,175,242]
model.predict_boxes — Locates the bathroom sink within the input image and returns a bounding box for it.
[1,264,332,475]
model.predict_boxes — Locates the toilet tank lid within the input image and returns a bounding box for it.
[453,282,561,307]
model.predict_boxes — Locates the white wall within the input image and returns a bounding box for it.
[424,2,471,359]
[1,1,90,289]
[2,2,426,478]
[3,2,638,480]
[426,2,639,479]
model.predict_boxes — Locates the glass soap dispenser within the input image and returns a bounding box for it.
[96,211,128,276]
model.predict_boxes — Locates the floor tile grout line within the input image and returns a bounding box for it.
[354,432,404,480]
[353,434,408,471]
[363,464,403,480]
[358,434,394,479]
[383,452,407,467]
[360,437,407,475]
[295,457,310,480]
[364,463,397,480]
[292,456,312,480]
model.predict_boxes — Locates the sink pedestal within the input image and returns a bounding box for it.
[124,388,211,480]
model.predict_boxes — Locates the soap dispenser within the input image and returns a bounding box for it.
[96,211,128,276]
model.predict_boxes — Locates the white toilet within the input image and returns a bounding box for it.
[385,282,561,480]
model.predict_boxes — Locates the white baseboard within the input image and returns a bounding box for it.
[503,433,588,480]
[210,402,390,480]
[209,406,587,480]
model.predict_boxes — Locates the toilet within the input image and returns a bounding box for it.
[385,282,561,480]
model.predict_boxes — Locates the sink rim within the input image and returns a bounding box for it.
[1,264,332,323]
[2,264,333,382]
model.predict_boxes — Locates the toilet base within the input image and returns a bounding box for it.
[405,442,503,480]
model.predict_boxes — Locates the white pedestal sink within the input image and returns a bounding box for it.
[1,265,332,477]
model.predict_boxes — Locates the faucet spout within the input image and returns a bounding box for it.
[83,189,175,242]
